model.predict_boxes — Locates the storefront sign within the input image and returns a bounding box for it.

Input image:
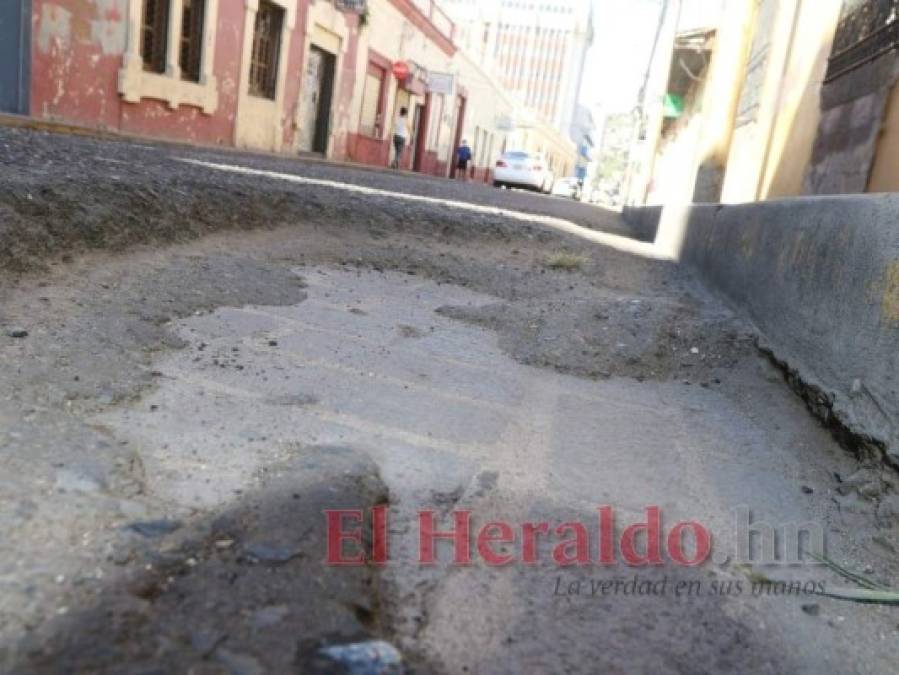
[427,71,455,95]
[334,0,367,13]
[495,114,515,131]
[409,61,429,84]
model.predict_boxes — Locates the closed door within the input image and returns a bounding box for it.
[0,0,29,114]
[312,49,335,155]
[298,46,335,154]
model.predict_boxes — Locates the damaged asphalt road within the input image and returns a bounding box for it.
[1,127,898,674]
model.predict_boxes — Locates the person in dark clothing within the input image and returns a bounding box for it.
[456,140,472,181]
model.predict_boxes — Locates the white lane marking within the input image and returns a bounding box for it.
[175,157,667,260]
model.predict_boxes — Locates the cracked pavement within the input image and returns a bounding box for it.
[0,128,897,673]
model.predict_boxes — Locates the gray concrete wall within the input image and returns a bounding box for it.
[621,205,662,243]
[625,196,899,466]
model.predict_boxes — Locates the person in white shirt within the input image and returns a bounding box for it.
[391,107,408,169]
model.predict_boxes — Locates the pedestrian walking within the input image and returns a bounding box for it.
[392,107,408,170]
[456,140,472,181]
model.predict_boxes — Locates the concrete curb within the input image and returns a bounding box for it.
[621,205,662,243]
[625,197,899,467]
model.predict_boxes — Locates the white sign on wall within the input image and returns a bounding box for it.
[427,72,455,96]
[334,0,367,13]
[496,114,515,131]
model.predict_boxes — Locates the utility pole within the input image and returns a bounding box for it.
[622,0,679,206]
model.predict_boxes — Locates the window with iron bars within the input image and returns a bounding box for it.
[142,0,170,74]
[826,0,899,81]
[249,1,285,99]
[142,0,206,81]
[179,0,206,82]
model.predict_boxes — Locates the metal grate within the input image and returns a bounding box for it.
[826,0,899,81]
[249,0,284,99]
[142,0,170,74]
[179,0,205,82]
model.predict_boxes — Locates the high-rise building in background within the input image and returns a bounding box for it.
[438,0,594,141]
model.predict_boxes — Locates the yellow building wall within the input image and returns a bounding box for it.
[721,0,796,203]
[720,0,841,202]
[867,82,899,192]
[760,0,841,199]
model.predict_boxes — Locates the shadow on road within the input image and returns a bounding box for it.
[12,446,390,674]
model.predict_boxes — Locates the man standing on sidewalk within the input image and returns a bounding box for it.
[391,108,409,169]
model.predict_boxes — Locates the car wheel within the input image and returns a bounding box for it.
[493,181,503,188]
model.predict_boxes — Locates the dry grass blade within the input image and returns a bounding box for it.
[807,551,890,591]
[821,588,899,604]
[807,551,899,604]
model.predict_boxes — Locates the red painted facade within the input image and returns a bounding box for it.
[324,13,361,160]
[25,1,462,180]
[347,133,390,166]
[31,0,254,145]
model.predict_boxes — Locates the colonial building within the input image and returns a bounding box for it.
[0,0,575,182]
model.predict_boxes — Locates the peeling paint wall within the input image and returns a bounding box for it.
[31,0,247,145]
[25,0,506,165]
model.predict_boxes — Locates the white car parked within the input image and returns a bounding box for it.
[551,177,581,199]
[493,151,554,192]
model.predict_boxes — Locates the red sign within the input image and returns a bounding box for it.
[392,61,410,81]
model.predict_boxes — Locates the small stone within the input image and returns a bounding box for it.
[111,546,133,565]
[241,542,302,564]
[801,485,814,495]
[6,328,28,338]
[190,629,228,657]
[127,519,182,538]
[215,648,264,675]
[251,605,289,629]
[267,339,279,347]
[313,640,403,674]
[215,538,235,550]
[837,468,883,496]
[690,347,700,355]
[876,495,899,526]
[55,468,105,494]
[801,603,820,616]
